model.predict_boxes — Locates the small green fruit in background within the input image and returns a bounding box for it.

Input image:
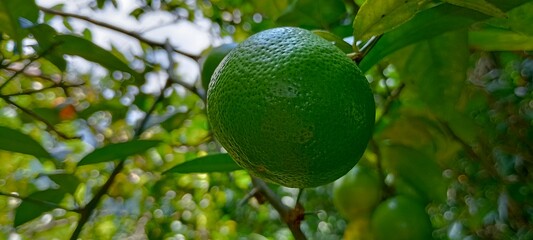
[200,43,238,91]
[333,165,382,220]
[371,195,433,240]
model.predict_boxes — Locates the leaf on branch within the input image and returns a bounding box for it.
[78,140,162,166]
[48,173,81,194]
[14,189,65,227]
[54,35,142,80]
[164,153,243,174]
[0,0,39,53]
[276,0,346,31]
[469,27,533,51]
[353,0,427,41]
[26,24,67,70]
[359,0,531,72]
[382,144,447,203]
[0,126,52,159]
[442,0,506,18]
[391,30,469,120]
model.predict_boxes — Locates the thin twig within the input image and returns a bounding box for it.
[163,39,205,101]
[4,66,62,84]
[38,6,201,61]
[0,60,36,91]
[69,160,125,240]
[238,187,260,207]
[354,35,382,64]
[369,139,394,199]
[2,83,84,97]
[375,83,405,126]
[0,96,75,139]
[0,191,81,213]
[0,41,60,91]
[438,120,500,179]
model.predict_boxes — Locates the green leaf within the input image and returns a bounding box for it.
[27,24,67,71]
[48,173,80,194]
[0,0,39,53]
[31,108,61,126]
[251,0,290,20]
[359,0,531,72]
[487,1,533,36]
[78,140,162,166]
[383,145,447,203]
[312,30,354,54]
[54,35,142,80]
[469,28,533,51]
[276,0,346,30]
[443,0,506,18]
[14,189,65,227]
[164,153,243,174]
[353,0,425,41]
[0,126,52,159]
[391,30,469,120]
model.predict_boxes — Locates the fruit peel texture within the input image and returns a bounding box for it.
[207,27,375,188]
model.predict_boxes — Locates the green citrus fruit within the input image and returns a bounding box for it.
[201,43,238,91]
[207,27,375,188]
[333,165,382,220]
[370,195,433,240]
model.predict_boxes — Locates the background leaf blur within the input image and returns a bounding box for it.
[0,0,532,239]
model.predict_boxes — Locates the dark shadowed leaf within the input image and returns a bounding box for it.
[78,140,162,166]
[443,0,506,18]
[251,0,289,20]
[0,0,39,53]
[14,189,65,227]
[353,0,425,41]
[27,24,67,70]
[276,0,346,30]
[383,145,447,203]
[359,0,531,72]
[0,126,52,159]
[48,174,80,194]
[164,153,243,174]
[54,35,142,79]
[469,28,533,50]
[391,30,469,120]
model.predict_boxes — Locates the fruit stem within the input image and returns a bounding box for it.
[353,35,382,64]
[296,188,304,204]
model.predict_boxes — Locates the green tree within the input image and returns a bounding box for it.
[1,0,533,239]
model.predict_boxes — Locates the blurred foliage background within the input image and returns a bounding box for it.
[0,0,532,239]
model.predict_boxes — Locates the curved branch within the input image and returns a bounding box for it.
[38,6,201,61]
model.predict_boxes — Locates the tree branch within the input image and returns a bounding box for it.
[2,82,84,97]
[38,6,201,61]
[353,35,382,64]
[0,59,36,91]
[438,120,500,179]
[163,39,205,102]
[375,83,405,126]
[0,96,75,139]
[68,39,178,240]
[251,177,307,240]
